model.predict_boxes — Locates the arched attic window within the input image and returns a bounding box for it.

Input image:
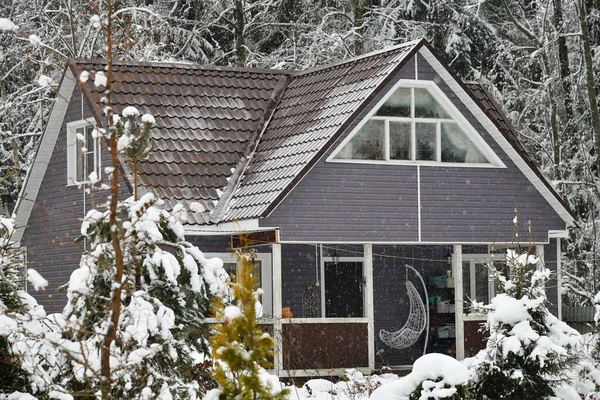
[329,81,502,166]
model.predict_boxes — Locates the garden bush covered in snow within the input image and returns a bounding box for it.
[370,354,470,400]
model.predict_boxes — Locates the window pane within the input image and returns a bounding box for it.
[390,121,411,160]
[462,261,471,307]
[441,122,488,163]
[223,262,237,278]
[415,122,436,161]
[86,128,94,152]
[376,87,411,117]
[76,139,84,181]
[414,88,450,119]
[86,153,94,179]
[334,120,385,160]
[474,263,489,304]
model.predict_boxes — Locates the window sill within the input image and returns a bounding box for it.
[327,159,505,168]
[462,313,487,322]
[281,317,368,324]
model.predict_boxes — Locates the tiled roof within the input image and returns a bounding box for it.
[220,42,419,221]
[69,60,290,225]
[465,82,574,220]
[71,40,569,227]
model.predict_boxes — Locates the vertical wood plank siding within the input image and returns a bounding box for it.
[21,85,131,311]
[262,54,565,243]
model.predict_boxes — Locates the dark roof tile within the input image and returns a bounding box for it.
[71,60,287,225]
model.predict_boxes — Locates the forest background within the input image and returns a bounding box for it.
[1,0,598,306]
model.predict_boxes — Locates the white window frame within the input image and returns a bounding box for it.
[320,256,366,319]
[460,254,497,318]
[327,79,506,168]
[66,119,101,186]
[206,252,273,317]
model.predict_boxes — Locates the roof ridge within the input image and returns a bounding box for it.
[295,38,423,77]
[69,58,295,75]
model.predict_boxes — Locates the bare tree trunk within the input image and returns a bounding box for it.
[552,0,573,123]
[234,0,245,67]
[351,0,365,55]
[100,1,126,398]
[548,82,563,183]
[577,0,600,175]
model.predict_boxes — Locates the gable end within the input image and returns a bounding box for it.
[13,68,77,245]
[418,45,573,227]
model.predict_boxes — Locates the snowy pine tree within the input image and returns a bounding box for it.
[469,248,580,399]
[0,216,29,394]
[207,248,289,400]
[53,109,229,399]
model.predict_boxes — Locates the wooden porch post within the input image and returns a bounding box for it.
[272,243,283,373]
[364,244,375,371]
[453,244,464,360]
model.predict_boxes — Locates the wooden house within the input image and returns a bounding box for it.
[13,39,573,376]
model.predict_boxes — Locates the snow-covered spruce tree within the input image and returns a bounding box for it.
[0,216,30,394]
[54,108,229,399]
[469,248,580,399]
[0,214,62,399]
[563,293,600,399]
[207,248,289,400]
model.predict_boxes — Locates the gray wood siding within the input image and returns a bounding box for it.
[187,235,236,253]
[262,53,566,243]
[21,85,131,311]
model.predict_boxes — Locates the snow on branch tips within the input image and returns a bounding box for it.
[0,18,19,31]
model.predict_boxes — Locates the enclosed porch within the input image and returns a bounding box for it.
[248,240,558,377]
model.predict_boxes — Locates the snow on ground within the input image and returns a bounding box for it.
[285,357,467,400]
[289,370,400,400]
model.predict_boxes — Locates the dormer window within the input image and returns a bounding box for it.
[330,81,501,166]
[67,120,101,185]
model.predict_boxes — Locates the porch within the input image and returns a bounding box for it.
[242,240,557,377]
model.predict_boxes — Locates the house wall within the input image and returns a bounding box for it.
[187,235,236,253]
[262,53,566,244]
[21,84,131,312]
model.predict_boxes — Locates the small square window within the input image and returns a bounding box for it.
[67,121,100,185]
